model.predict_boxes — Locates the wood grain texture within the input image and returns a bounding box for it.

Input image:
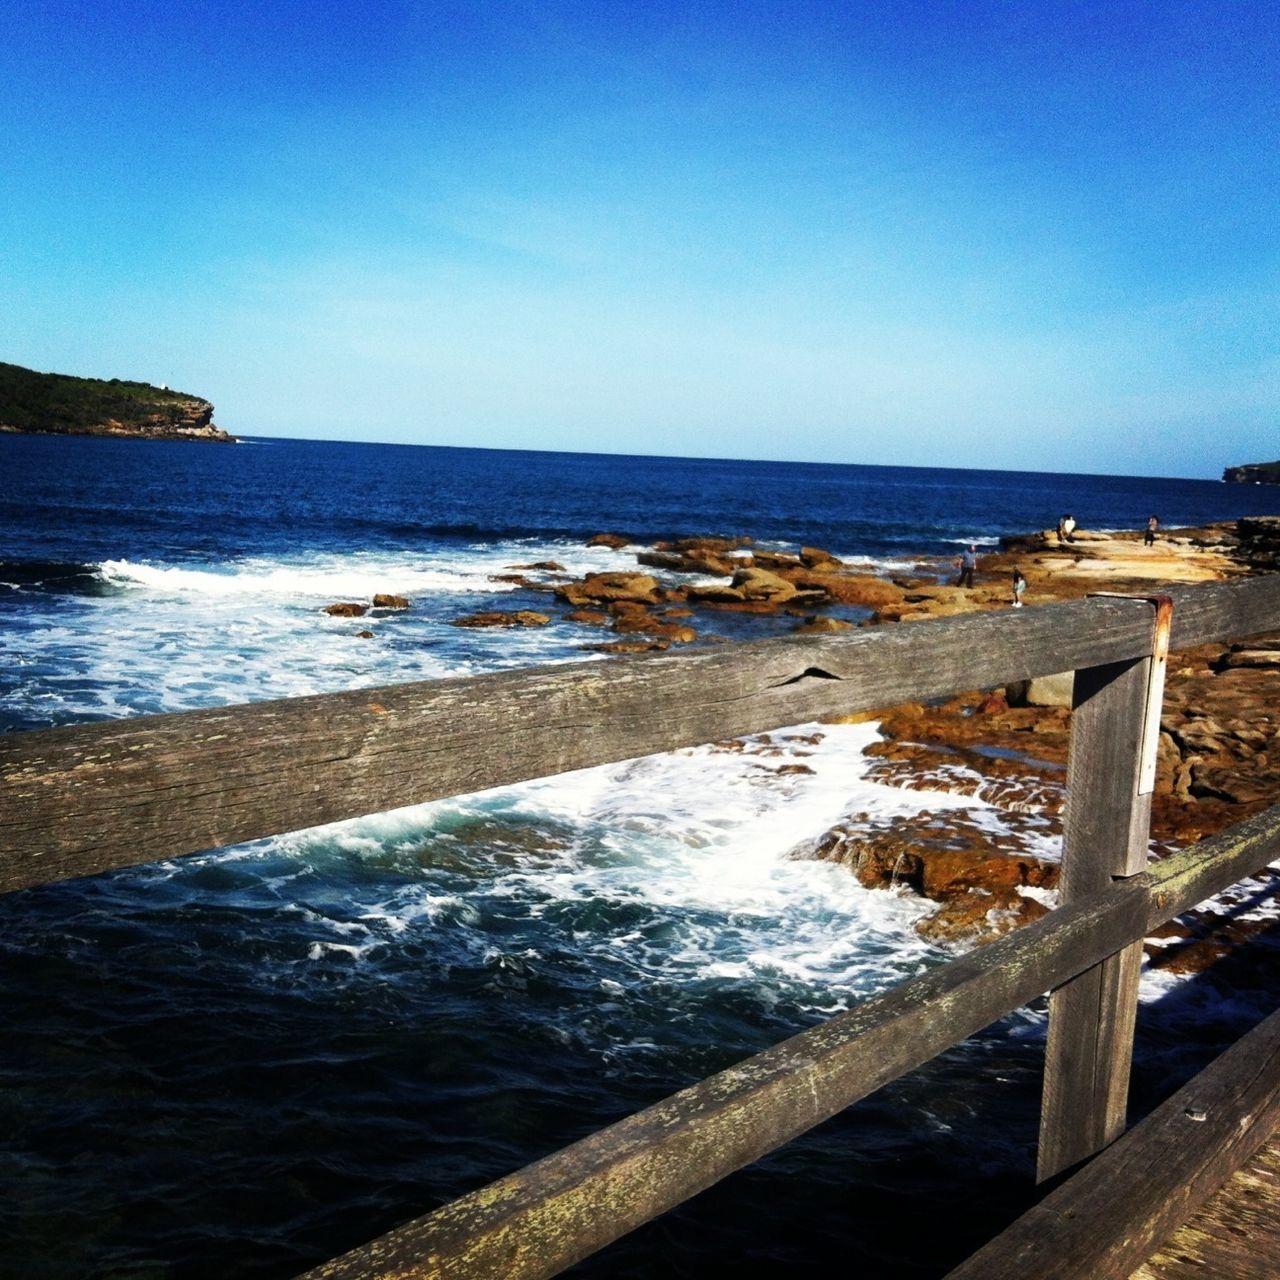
[1131,1137,1280,1280]
[947,1006,1280,1280]
[1039,646,1155,1181]
[1061,657,1156,891]
[294,804,1280,1280]
[5,575,1280,895]
[1039,944,1145,1180]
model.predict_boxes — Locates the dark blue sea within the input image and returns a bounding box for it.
[3,434,1279,1279]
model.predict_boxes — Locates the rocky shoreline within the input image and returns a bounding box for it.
[0,361,238,442]
[543,518,1280,972]
[0,419,238,443]
[321,515,1280,973]
[779,518,1280,975]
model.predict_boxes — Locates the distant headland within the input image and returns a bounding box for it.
[0,361,237,442]
[1223,460,1280,485]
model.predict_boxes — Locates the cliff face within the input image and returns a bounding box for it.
[0,362,237,442]
[1223,461,1280,484]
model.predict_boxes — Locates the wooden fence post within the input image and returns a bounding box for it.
[1037,595,1172,1183]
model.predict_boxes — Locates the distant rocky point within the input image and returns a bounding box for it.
[0,361,237,442]
[1223,460,1280,485]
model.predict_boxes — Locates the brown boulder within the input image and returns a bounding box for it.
[731,567,798,603]
[800,546,843,569]
[794,810,1059,947]
[636,550,692,572]
[749,550,803,571]
[685,584,748,604]
[916,888,1050,945]
[372,593,410,609]
[451,610,551,628]
[872,604,930,623]
[554,572,661,607]
[791,590,838,608]
[507,560,566,572]
[654,535,753,554]
[808,574,906,608]
[922,846,1058,897]
[875,691,1071,754]
[637,548,739,576]
[324,602,368,617]
[586,532,631,549]
[566,609,610,626]
[686,552,743,575]
[612,614,698,643]
[813,824,1058,899]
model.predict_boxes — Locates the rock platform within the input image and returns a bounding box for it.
[797,518,1280,964]
[530,518,1280,963]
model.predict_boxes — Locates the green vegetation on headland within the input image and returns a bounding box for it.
[0,361,237,442]
[1223,461,1280,485]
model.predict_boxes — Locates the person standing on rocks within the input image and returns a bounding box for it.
[1011,567,1027,607]
[956,544,978,589]
[1060,514,1077,543]
[1145,514,1159,545]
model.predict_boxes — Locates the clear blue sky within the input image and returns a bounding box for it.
[2,1,1275,476]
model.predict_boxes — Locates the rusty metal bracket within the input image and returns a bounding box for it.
[1088,593,1173,795]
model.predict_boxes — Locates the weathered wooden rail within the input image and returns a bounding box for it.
[948,1001,1280,1279]
[4,573,1280,1278]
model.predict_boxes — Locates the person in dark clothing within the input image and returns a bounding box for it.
[1144,514,1159,545]
[957,544,978,589]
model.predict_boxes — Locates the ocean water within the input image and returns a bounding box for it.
[3,434,1280,1279]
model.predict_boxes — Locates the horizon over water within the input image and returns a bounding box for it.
[3,432,1280,1278]
[240,431,1235,484]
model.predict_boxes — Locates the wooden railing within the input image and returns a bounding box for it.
[4,574,1280,1278]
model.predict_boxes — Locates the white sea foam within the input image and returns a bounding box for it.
[226,709,1280,1027]
[251,722,1022,1006]
[139,718,1047,1022]
[843,556,930,574]
[16,535,1267,1037]
[99,558,511,598]
[96,539,629,601]
[3,541,641,723]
